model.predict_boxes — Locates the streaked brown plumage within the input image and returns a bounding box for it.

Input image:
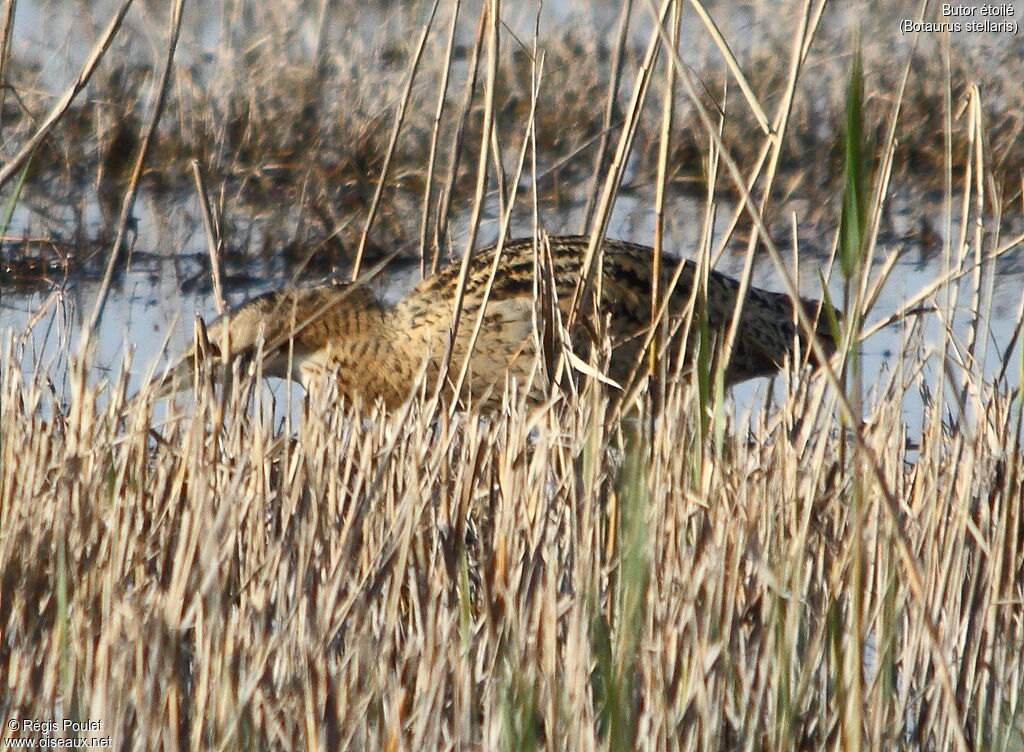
[153,236,837,407]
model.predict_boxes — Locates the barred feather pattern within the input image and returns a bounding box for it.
[156,236,837,407]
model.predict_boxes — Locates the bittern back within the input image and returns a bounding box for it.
[152,235,838,408]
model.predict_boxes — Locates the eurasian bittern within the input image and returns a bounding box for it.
[151,235,837,407]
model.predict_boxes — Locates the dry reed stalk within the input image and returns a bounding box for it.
[648,0,680,402]
[446,29,544,418]
[351,0,442,279]
[432,0,501,413]
[191,159,227,316]
[433,3,487,269]
[83,0,186,338]
[687,0,770,135]
[0,0,16,135]
[567,0,671,335]
[582,0,632,230]
[417,0,462,278]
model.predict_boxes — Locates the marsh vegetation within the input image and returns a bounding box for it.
[1,0,1023,749]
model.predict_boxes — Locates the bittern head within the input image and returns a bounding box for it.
[148,287,331,400]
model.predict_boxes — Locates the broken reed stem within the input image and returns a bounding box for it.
[192,159,226,316]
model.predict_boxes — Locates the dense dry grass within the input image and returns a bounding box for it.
[3,0,1024,749]
[2,318,1023,750]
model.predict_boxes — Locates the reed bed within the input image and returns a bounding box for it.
[1,315,1023,751]
[3,0,1024,749]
